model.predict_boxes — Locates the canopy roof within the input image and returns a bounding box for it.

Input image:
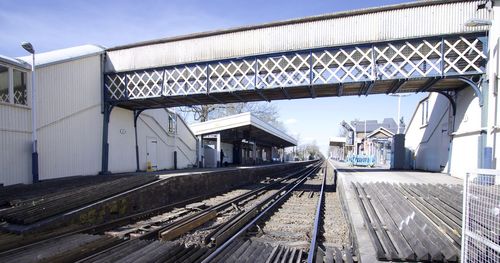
[190,113,297,147]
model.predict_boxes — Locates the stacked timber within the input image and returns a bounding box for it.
[0,234,119,263]
[0,175,158,224]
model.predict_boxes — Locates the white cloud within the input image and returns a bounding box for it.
[284,118,298,125]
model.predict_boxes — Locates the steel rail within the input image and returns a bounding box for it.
[0,163,313,258]
[307,164,327,263]
[204,162,322,247]
[74,163,320,263]
[140,163,317,240]
[201,162,322,263]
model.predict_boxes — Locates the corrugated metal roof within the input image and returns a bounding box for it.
[330,137,346,143]
[105,0,491,73]
[189,112,297,146]
[352,118,398,134]
[0,55,31,70]
[17,44,105,68]
[107,0,479,51]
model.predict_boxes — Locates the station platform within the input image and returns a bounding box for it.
[0,162,289,207]
[0,162,310,239]
[328,160,463,262]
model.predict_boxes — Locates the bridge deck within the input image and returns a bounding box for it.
[105,34,487,110]
[113,77,473,110]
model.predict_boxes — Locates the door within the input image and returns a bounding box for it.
[440,121,450,170]
[146,137,158,171]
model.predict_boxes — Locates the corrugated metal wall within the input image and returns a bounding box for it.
[106,1,491,73]
[1,53,197,184]
[108,108,197,173]
[0,104,31,185]
[36,55,103,180]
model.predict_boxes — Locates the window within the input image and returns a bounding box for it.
[13,69,27,105]
[0,65,28,106]
[168,113,176,133]
[421,99,429,126]
[0,65,8,103]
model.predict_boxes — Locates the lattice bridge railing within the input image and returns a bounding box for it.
[105,34,487,102]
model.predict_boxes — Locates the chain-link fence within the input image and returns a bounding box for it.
[461,169,500,262]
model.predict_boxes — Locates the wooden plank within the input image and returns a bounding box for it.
[333,247,343,263]
[408,184,462,225]
[368,183,431,261]
[381,183,458,261]
[356,183,399,260]
[159,210,217,241]
[351,183,387,260]
[397,185,462,246]
[363,184,416,261]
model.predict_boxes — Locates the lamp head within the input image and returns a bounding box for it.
[465,19,492,27]
[21,42,35,54]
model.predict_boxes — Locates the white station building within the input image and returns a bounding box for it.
[0,46,197,186]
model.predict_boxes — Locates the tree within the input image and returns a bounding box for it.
[295,140,323,160]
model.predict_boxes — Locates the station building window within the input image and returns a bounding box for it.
[168,113,176,133]
[421,99,429,126]
[13,69,27,105]
[0,64,28,106]
[0,65,8,103]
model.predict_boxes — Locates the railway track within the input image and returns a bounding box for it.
[204,162,353,263]
[0,160,353,262]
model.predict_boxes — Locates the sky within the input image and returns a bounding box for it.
[0,0,425,155]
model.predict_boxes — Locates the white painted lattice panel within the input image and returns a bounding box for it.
[444,36,487,75]
[312,47,373,84]
[462,169,500,263]
[126,70,163,99]
[0,90,8,103]
[375,39,442,79]
[105,74,127,100]
[208,59,256,92]
[164,65,207,96]
[257,53,310,89]
[13,88,27,105]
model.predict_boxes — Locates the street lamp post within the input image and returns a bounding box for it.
[21,42,38,183]
[389,93,410,134]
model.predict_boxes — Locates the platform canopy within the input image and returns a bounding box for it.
[189,112,297,148]
[329,137,347,147]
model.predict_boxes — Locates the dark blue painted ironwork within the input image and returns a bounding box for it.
[100,103,114,175]
[436,91,457,116]
[103,33,488,106]
[134,109,144,172]
[457,76,484,107]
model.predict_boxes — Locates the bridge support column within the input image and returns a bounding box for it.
[100,103,113,175]
[197,135,204,168]
[133,110,143,172]
[216,133,221,167]
[252,141,256,165]
[487,6,499,169]
[480,79,491,169]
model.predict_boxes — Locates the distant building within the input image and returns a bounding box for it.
[340,118,399,165]
[329,137,346,161]
[351,118,399,138]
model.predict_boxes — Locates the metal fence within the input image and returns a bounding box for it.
[461,169,500,262]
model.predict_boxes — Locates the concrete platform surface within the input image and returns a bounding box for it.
[328,160,463,263]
